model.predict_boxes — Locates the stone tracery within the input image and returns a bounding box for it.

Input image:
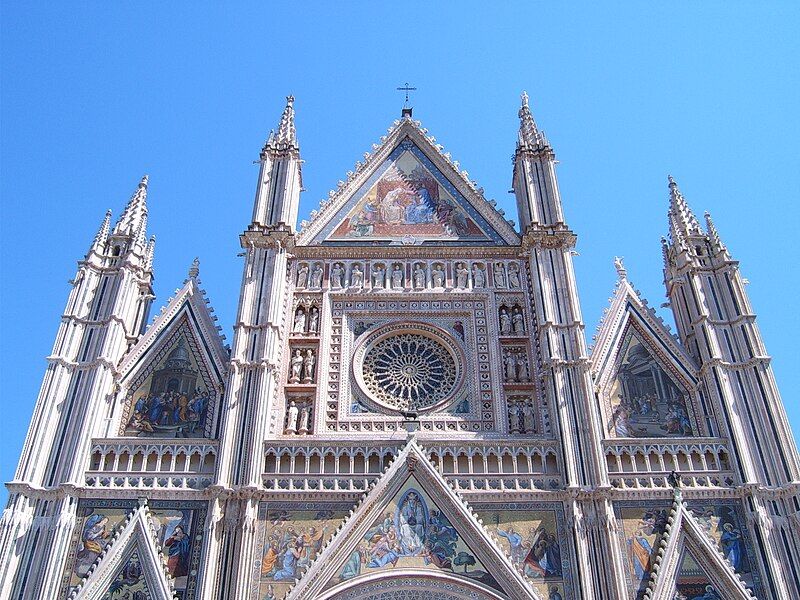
[361,331,458,412]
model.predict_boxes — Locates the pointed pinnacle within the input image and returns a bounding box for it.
[145,235,156,270]
[113,175,149,237]
[517,90,542,148]
[667,175,702,240]
[704,211,727,253]
[188,257,200,279]
[275,95,297,147]
[91,209,112,252]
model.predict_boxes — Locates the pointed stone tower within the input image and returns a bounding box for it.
[663,177,800,598]
[0,177,155,599]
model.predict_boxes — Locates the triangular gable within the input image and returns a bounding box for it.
[643,491,754,600]
[285,438,539,600]
[591,268,704,438]
[69,501,175,600]
[115,271,228,439]
[298,117,520,246]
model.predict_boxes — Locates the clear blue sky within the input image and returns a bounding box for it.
[2,4,798,505]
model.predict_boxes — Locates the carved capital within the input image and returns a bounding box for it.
[521,227,577,252]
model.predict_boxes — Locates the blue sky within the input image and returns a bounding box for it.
[2,3,798,503]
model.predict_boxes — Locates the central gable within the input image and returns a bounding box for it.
[317,139,500,245]
[299,117,520,246]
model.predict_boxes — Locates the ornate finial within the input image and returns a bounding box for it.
[286,94,294,105]
[521,90,529,108]
[188,257,200,279]
[139,175,149,189]
[614,256,627,281]
[668,174,676,187]
[668,470,682,489]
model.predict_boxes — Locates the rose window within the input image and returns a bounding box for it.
[353,323,463,413]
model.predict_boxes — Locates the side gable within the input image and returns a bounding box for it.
[285,438,539,600]
[643,491,754,600]
[69,501,175,600]
[114,265,228,439]
[591,262,706,438]
[297,117,521,246]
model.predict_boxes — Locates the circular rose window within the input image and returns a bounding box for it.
[353,323,463,413]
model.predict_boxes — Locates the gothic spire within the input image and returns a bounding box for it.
[667,175,702,243]
[517,91,545,149]
[113,175,149,237]
[89,209,112,254]
[262,95,298,155]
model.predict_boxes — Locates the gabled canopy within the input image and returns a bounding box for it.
[297,116,520,247]
[591,261,703,438]
[115,264,228,438]
[68,501,175,600]
[643,491,754,600]
[284,438,539,600]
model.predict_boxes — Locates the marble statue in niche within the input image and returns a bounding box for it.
[349,264,364,289]
[494,262,507,288]
[330,263,344,289]
[413,263,427,289]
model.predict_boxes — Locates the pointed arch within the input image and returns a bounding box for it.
[643,494,755,600]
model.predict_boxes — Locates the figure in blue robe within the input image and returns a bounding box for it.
[340,549,362,580]
[720,523,744,572]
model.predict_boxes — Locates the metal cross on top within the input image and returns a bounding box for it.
[396,82,417,107]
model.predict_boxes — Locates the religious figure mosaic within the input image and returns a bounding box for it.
[476,506,570,600]
[607,330,694,438]
[615,501,763,599]
[61,500,205,599]
[100,550,150,599]
[326,478,502,595]
[674,549,724,600]
[122,332,218,438]
[327,143,491,244]
[256,503,350,600]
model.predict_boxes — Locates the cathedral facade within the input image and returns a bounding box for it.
[2,94,799,600]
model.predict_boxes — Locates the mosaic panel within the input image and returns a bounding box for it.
[607,328,695,438]
[674,548,722,599]
[614,501,763,599]
[60,499,206,600]
[325,477,502,594]
[321,140,500,245]
[254,502,350,600]
[120,321,220,438]
[474,503,572,600]
[100,550,150,599]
